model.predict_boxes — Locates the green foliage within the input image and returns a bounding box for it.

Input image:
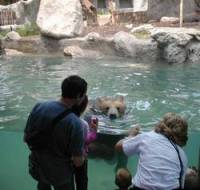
[0,23,40,37]
[15,23,40,36]
[0,30,8,38]
[132,31,151,39]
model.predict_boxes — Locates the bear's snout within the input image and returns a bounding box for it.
[107,107,119,119]
[109,113,117,120]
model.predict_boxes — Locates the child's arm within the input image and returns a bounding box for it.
[86,130,97,144]
[85,117,98,144]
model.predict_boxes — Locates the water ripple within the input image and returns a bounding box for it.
[0,56,200,132]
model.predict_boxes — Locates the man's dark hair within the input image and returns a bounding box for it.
[72,95,88,117]
[61,75,87,99]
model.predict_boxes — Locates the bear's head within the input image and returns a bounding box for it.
[94,96,126,120]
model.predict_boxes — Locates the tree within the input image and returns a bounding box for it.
[81,0,98,26]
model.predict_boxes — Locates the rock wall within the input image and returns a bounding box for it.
[1,25,200,64]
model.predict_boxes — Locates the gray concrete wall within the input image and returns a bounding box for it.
[147,0,195,20]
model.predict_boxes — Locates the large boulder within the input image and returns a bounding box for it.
[37,0,84,39]
[113,31,158,61]
[151,27,200,63]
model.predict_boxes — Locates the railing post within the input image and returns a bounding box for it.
[179,0,183,27]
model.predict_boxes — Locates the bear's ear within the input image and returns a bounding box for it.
[117,95,125,102]
[96,97,103,106]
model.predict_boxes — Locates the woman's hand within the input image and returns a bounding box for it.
[128,124,141,137]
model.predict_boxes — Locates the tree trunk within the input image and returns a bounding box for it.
[81,0,98,26]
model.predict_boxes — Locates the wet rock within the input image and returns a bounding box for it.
[187,43,200,63]
[163,43,187,64]
[151,27,200,63]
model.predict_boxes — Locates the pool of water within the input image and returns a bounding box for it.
[0,55,200,190]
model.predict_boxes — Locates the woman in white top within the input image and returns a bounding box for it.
[115,113,188,190]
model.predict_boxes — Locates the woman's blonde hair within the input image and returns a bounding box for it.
[155,112,188,146]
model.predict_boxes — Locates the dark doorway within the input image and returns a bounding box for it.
[119,0,133,8]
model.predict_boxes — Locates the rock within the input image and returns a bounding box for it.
[131,24,154,34]
[5,48,24,56]
[85,32,101,41]
[64,45,103,59]
[151,28,195,46]
[187,43,200,63]
[4,31,21,41]
[151,27,200,63]
[113,31,158,61]
[160,17,179,24]
[125,24,133,29]
[163,43,187,64]
[37,0,83,39]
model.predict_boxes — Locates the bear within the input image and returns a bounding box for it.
[85,95,128,170]
[88,95,126,120]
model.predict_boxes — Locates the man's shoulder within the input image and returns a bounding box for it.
[65,113,81,123]
[32,101,63,112]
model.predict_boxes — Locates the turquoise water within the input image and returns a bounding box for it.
[0,55,200,190]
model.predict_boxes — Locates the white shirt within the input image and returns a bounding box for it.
[123,131,188,190]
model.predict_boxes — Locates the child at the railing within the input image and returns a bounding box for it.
[72,95,98,190]
[115,168,132,190]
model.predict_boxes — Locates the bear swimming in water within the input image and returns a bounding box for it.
[88,95,126,120]
[86,95,128,169]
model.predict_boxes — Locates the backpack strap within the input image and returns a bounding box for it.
[52,108,72,127]
[167,138,184,190]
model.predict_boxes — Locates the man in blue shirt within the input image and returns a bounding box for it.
[25,75,88,190]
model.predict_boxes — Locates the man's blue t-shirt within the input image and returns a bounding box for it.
[26,100,84,157]
[26,101,84,186]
